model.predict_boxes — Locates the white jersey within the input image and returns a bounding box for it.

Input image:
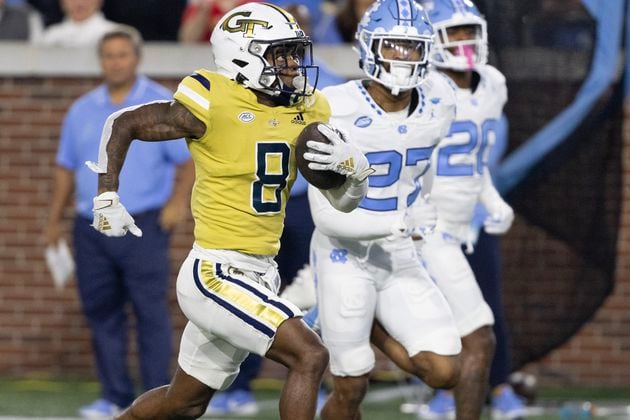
[429,65,508,238]
[310,73,457,244]
[310,76,462,375]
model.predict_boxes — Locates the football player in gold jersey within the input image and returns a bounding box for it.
[85,3,373,419]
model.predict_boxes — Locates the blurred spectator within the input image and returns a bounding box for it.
[273,0,324,30]
[27,0,63,26]
[313,0,374,44]
[102,0,187,41]
[178,0,247,43]
[37,0,116,47]
[0,0,44,41]
[283,3,345,87]
[44,25,194,419]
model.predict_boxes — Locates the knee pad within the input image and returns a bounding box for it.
[328,341,374,377]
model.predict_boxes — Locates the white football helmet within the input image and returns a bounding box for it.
[211,3,318,103]
[421,0,488,70]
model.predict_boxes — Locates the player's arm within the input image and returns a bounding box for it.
[86,100,205,237]
[89,100,204,193]
[309,187,434,240]
[308,186,400,239]
[479,170,513,234]
[318,176,369,213]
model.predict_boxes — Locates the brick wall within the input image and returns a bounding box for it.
[515,100,630,387]
[0,75,628,386]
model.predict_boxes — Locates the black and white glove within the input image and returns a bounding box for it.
[303,124,374,182]
[92,191,142,237]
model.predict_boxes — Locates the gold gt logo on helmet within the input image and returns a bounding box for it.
[221,11,270,37]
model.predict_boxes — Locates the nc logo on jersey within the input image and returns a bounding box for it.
[330,249,348,263]
[354,116,372,128]
[221,11,269,37]
[430,97,441,105]
[398,125,408,134]
[238,111,255,123]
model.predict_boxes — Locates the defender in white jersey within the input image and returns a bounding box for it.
[308,1,462,418]
[374,1,518,419]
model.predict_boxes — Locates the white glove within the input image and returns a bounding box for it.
[92,191,142,237]
[483,199,514,235]
[391,195,437,238]
[303,124,375,182]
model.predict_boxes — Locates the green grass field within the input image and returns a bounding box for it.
[0,377,629,419]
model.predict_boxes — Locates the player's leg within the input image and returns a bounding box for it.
[311,232,379,419]
[467,231,526,419]
[466,231,511,389]
[375,262,461,390]
[421,233,496,420]
[206,354,262,415]
[370,320,415,374]
[265,317,329,419]
[457,326,496,418]
[117,365,216,419]
[118,299,251,420]
[322,374,370,420]
[121,210,172,390]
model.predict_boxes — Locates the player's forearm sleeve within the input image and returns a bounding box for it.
[319,176,368,213]
[308,186,399,240]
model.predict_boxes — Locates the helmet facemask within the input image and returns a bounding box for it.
[432,21,488,70]
[359,31,432,95]
[248,38,319,105]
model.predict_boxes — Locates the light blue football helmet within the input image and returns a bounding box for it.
[420,0,487,70]
[356,0,434,94]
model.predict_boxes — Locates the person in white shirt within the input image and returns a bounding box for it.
[309,0,463,418]
[38,0,116,47]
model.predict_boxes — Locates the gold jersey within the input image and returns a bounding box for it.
[174,70,331,256]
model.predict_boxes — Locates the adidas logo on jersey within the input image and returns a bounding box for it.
[291,113,306,125]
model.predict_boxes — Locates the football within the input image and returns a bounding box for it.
[295,122,346,190]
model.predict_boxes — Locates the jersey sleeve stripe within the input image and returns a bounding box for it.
[177,84,210,110]
[191,72,211,91]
